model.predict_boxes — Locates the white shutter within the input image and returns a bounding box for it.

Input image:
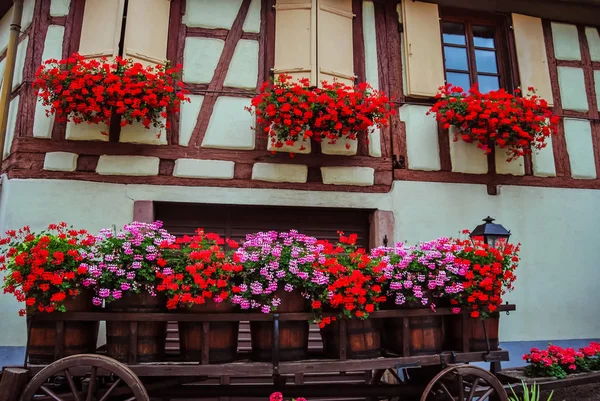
[317,0,355,86]
[274,0,316,84]
[78,0,124,59]
[401,0,445,98]
[123,0,171,66]
[512,14,554,106]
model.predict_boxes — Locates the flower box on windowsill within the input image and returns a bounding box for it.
[321,137,358,156]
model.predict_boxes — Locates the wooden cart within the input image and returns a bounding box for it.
[2,304,517,401]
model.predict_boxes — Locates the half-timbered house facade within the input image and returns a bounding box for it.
[0,0,599,367]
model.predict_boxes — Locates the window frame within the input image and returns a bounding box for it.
[438,8,515,93]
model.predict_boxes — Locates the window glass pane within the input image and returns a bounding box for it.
[473,25,495,48]
[442,22,466,45]
[446,72,471,90]
[478,75,499,93]
[444,46,469,71]
[475,50,498,73]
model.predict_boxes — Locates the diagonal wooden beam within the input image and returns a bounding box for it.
[188,0,253,148]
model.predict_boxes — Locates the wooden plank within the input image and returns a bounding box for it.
[201,321,210,365]
[129,321,138,365]
[54,321,64,360]
[0,368,29,401]
[402,317,410,357]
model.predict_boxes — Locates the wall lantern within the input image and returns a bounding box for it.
[470,216,511,248]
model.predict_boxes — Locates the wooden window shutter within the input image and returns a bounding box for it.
[401,0,445,98]
[123,0,171,66]
[511,14,554,106]
[78,0,124,59]
[274,0,316,84]
[317,0,355,86]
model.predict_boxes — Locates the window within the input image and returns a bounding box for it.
[440,12,511,93]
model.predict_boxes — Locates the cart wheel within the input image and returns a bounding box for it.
[420,365,508,401]
[20,354,149,401]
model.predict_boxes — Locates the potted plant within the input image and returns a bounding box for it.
[314,233,387,359]
[371,238,465,357]
[315,81,394,156]
[231,230,327,361]
[428,85,559,161]
[445,235,519,352]
[0,223,98,363]
[156,229,243,363]
[33,53,190,134]
[83,221,176,362]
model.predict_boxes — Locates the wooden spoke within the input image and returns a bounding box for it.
[85,366,97,401]
[40,385,65,401]
[97,378,122,401]
[420,365,508,401]
[21,355,149,401]
[63,369,81,401]
[467,377,481,401]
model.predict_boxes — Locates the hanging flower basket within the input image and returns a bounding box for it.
[247,74,394,156]
[33,53,190,133]
[428,84,559,162]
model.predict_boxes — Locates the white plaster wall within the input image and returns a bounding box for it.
[0,178,599,344]
[65,122,108,141]
[563,118,597,179]
[184,0,243,29]
[362,1,382,157]
[183,37,224,84]
[50,0,70,17]
[532,139,557,177]
[12,36,28,91]
[558,67,589,112]
[495,147,525,176]
[242,0,261,33]
[585,27,600,62]
[3,96,19,159]
[401,105,440,171]
[179,95,204,146]
[21,0,35,32]
[223,39,259,89]
[0,7,11,55]
[551,22,581,61]
[119,122,167,145]
[449,126,488,174]
[202,97,255,150]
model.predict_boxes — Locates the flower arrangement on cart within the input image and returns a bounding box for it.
[1,218,520,365]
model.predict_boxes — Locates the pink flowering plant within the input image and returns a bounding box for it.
[370,238,465,311]
[523,342,600,379]
[81,221,176,305]
[270,392,306,401]
[231,230,328,313]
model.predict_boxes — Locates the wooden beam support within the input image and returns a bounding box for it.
[0,368,29,401]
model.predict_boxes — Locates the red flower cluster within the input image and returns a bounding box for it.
[248,74,394,153]
[449,236,519,318]
[0,223,95,315]
[33,53,190,133]
[428,84,559,161]
[523,343,600,378]
[156,229,242,309]
[313,232,387,326]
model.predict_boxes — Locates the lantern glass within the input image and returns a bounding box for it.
[470,216,511,249]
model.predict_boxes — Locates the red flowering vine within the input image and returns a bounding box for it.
[156,230,242,309]
[0,223,96,315]
[247,74,394,152]
[447,235,519,319]
[33,53,190,133]
[428,84,559,161]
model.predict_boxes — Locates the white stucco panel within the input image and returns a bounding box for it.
[585,27,600,62]
[495,147,525,176]
[594,70,600,112]
[321,166,375,186]
[173,159,235,180]
[362,1,379,90]
[0,8,10,55]
[449,126,488,174]
[267,135,311,154]
[252,163,308,183]
[557,67,588,113]
[22,0,35,31]
[179,95,204,146]
[65,122,109,141]
[43,152,78,172]
[184,0,243,29]
[563,118,597,179]
[50,0,70,17]
[368,127,382,157]
[173,159,235,179]
[12,36,28,91]
[532,138,557,177]
[183,37,224,84]
[321,137,358,156]
[242,0,261,33]
[41,25,65,63]
[3,96,19,159]
[119,121,167,145]
[401,105,441,171]
[202,97,255,150]
[96,156,160,176]
[33,101,54,139]
[0,58,5,93]
[223,39,259,89]
[551,22,581,61]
